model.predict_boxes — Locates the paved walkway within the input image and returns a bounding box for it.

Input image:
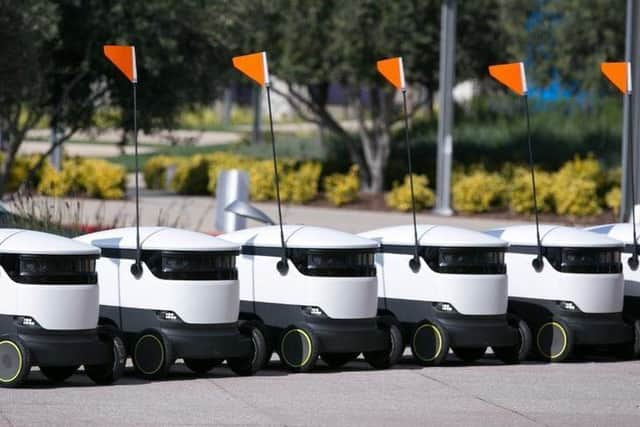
[0,354,638,426]
[5,193,524,233]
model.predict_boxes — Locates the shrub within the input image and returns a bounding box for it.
[248,160,276,201]
[170,154,211,195]
[385,174,435,212]
[508,167,554,214]
[280,161,322,203]
[143,155,177,190]
[605,186,621,217]
[38,158,126,199]
[452,168,507,213]
[324,165,360,206]
[550,156,603,217]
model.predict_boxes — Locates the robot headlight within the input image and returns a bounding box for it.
[302,306,327,317]
[156,310,182,322]
[14,316,41,328]
[433,302,458,313]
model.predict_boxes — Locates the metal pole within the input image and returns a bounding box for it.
[623,0,640,221]
[622,0,633,221]
[434,0,456,215]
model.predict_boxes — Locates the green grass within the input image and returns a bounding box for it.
[107,132,327,172]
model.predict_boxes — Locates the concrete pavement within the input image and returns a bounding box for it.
[7,194,525,234]
[0,353,638,426]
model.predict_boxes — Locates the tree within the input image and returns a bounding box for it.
[0,0,57,194]
[220,0,507,192]
[499,0,625,94]
[0,0,231,195]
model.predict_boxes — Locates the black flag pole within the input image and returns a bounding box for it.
[401,89,421,271]
[627,88,639,269]
[266,84,288,274]
[131,81,142,277]
[523,94,543,270]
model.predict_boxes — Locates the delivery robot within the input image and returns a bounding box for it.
[360,225,518,365]
[488,224,634,362]
[220,225,393,372]
[586,223,640,357]
[75,226,260,379]
[0,229,125,387]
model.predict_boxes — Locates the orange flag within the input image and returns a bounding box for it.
[104,45,137,83]
[601,62,631,94]
[489,62,527,96]
[232,51,270,86]
[377,57,405,90]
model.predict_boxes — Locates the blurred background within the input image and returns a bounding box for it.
[0,0,633,231]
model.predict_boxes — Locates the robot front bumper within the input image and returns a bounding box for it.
[559,312,633,346]
[155,321,253,360]
[301,315,390,353]
[434,312,518,348]
[17,327,112,367]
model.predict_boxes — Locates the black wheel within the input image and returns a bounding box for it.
[85,326,127,385]
[321,352,359,369]
[184,358,222,375]
[228,321,269,376]
[132,330,174,380]
[612,319,640,360]
[363,321,403,370]
[278,326,319,373]
[452,347,487,363]
[492,315,533,364]
[410,320,449,366]
[535,320,574,362]
[0,336,30,388]
[40,366,78,383]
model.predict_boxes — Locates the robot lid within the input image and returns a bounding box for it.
[586,223,635,245]
[487,224,623,248]
[0,228,99,255]
[221,225,378,250]
[360,225,507,248]
[75,226,239,252]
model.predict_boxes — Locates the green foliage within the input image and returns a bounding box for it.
[38,158,126,199]
[324,165,360,206]
[452,168,507,213]
[385,174,435,212]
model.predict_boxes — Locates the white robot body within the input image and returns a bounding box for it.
[587,223,640,297]
[490,225,624,313]
[0,229,100,330]
[361,225,508,316]
[225,225,379,320]
[75,227,239,325]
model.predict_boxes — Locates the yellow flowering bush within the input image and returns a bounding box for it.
[605,186,621,216]
[452,168,507,213]
[324,165,360,206]
[550,156,603,217]
[38,158,126,199]
[385,174,435,212]
[280,161,322,203]
[508,167,554,214]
